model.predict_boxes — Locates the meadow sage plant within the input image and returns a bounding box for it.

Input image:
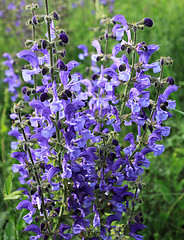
[9,0,178,239]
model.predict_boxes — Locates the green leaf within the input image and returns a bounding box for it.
[4,190,24,201]
[171,108,184,116]
[4,175,13,195]
[4,221,15,240]
[16,209,26,231]
[0,211,9,234]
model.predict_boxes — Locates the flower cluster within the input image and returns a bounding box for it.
[9,1,177,240]
[3,53,21,101]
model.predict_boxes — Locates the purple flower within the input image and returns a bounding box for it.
[93,204,100,227]
[17,200,36,224]
[144,18,153,27]
[78,44,88,60]
[17,50,41,82]
[24,224,43,239]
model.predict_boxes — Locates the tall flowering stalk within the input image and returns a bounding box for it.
[9,1,178,239]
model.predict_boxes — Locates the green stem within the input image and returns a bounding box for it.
[45,0,54,82]
[18,112,53,238]
[103,24,109,69]
[120,29,137,116]
[56,111,62,169]
[32,10,37,99]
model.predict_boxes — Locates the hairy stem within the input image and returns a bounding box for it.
[120,29,137,116]
[18,112,54,238]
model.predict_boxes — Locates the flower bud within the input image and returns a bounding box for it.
[43,235,49,240]
[41,39,47,49]
[42,67,48,76]
[65,89,72,98]
[32,16,38,25]
[127,47,132,54]
[91,74,98,81]
[25,39,33,47]
[50,67,54,75]
[108,152,116,160]
[22,86,27,95]
[40,92,49,102]
[53,11,59,20]
[167,77,175,85]
[56,59,66,71]
[119,64,126,72]
[40,222,46,231]
[121,44,126,51]
[61,92,68,100]
[112,139,118,146]
[59,33,69,44]
[143,18,153,27]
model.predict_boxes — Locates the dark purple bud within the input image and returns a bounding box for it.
[105,32,108,39]
[40,92,49,102]
[38,186,42,196]
[40,222,46,231]
[27,90,31,96]
[108,152,116,161]
[60,50,66,57]
[52,132,56,138]
[160,58,164,66]
[160,104,167,111]
[148,125,153,133]
[22,86,27,95]
[112,20,116,25]
[42,68,48,75]
[61,92,68,100]
[41,40,47,49]
[167,77,175,85]
[54,207,60,214]
[112,139,118,146]
[65,89,72,98]
[59,33,69,44]
[35,216,39,223]
[119,64,126,72]
[43,235,49,240]
[134,215,140,223]
[96,56,101,61]
[137,67,141,73]
[142,123,147,131]
[67,74,71,81]
[57,120,62,130]
[32,16,38,25]
[139,211,143,216]
[144,18,153,27]
[92,74,98,80]
[50,67,54,75]
[59,41,63,47]
[148,104,152,111]
[40,162,45,170]
[127,47,132,54]
[121,44,126,51]
[56,59,66,71]
[52,48,56,54]
[53,11,59,20]
[30,188,36,195]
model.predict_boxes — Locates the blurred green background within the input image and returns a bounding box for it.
[0,0,184,239]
